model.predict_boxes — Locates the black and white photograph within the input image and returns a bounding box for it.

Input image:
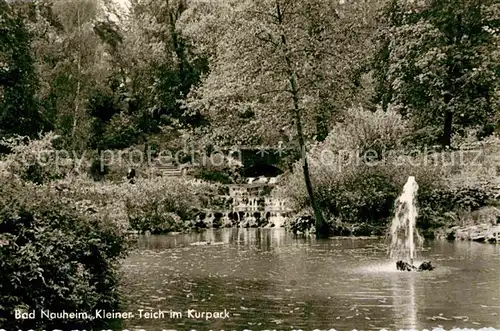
[1,0,500,330]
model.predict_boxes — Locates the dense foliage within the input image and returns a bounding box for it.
[3,0,499,327]
[278,107,500,236]
[124,177,219,233]
[1,0,500,236]
[0,1,45,137]
[0,178,127,329]
[1,0,498,150]
[0,131,222,327]
[373,0,500,147]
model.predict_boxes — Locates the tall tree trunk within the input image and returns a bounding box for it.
[442,91,452,148]
[72,6,81,143]
[316,94,329,142]
[442,109,452,148]
[275,1,328,239]
[167,0,187,80]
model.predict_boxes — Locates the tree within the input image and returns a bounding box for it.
[186,0,383,147]
[186,0,322,237]
[0,0,45,137]
[185,0,384,237]
[125,0,209,129]
[12,0,118,150]
[373,0,500,147]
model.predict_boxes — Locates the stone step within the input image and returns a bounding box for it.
[162,172,181,177]
[155,164,182,177]
[156,166,179,170]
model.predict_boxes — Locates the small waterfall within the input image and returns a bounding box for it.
[389,176,423,265]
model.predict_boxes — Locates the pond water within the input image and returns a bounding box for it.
[121,229,500,330]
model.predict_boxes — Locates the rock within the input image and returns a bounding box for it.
[396,260,416,271]
[290,215,314,234]
[472,235,486,242]
[417,261,434,271]
[396,260,435,271]
[487,237,498,243]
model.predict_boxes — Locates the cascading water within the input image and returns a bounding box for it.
[389,176,424,267]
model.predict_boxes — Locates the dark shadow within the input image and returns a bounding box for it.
[243,164,284,177]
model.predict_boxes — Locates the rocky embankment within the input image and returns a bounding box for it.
[438,223,500,243]
[436,206,500,243]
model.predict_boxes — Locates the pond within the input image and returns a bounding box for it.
[121,229,500,330]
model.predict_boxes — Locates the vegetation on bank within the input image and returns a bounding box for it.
[2,0,499,327]
[0,181,127,329]
[0,134,221,329]
[1,133,222,231]
[0,147,127,329]
[279,108,500,238]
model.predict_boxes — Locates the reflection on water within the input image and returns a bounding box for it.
[391,272,417,329]
[135,228,304,250]
[121,229,500,330]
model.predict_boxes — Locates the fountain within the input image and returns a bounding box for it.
[389,176,434,272]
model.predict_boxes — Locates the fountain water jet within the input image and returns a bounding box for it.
[389,176,434,271]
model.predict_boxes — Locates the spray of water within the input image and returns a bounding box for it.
[388,176,423,265]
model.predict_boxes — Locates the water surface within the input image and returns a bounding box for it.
[121,229,500,330]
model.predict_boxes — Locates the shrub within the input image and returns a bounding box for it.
[320,106,408,156]
[315,169,398,225]
[0,182,128,330]
[278,107,445,233]
[122,177,219,233]
[44,175,129,231]
[100,113,143,149]
[0,133,72,184]
[191,152,243,184]
[129,212,183,234]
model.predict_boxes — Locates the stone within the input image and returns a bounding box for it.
[396,260,435,272]
[396,260,416,271]
[417,261,434,271]
[290,215,314,234]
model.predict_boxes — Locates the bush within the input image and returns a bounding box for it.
[129,212,183,234]
[278,107,445,233]
[191,152,243,184]
[316,168,398,225]
[100,113,143,149]
[0,182,127,330]
[38,175,219,234]
[194,167,233,184]
[123,177,218,233]
[321,106,408,156]
[0,133,72,184]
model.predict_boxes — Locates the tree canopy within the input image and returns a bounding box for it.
[373,0,500,146]
[0,0,44,137]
